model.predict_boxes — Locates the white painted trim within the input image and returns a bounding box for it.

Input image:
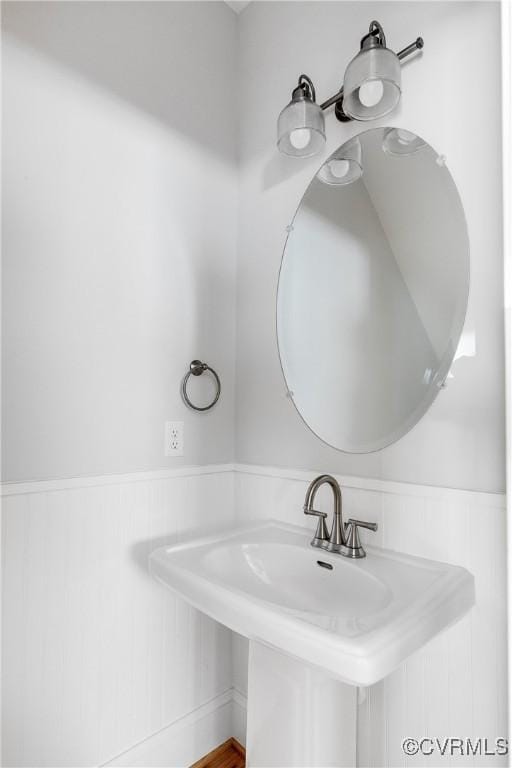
[0,463,235,497]
[233,464,506,508]
[501,0,512,754]
[102,688,236,768]
[1,462,505,508]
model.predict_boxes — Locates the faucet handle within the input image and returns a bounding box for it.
[347,518,378,532]
[343,519,378,558]
[304,506,329,548]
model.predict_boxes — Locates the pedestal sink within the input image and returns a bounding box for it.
[149,520,474,767]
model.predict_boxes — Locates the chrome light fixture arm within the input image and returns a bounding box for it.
[294,74,316,102]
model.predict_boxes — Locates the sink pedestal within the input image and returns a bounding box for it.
[246,640,357,767]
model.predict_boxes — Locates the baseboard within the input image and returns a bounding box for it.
[102,689,237,768]
[231,689,248,748]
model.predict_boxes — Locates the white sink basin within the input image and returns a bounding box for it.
[149,519,474,686]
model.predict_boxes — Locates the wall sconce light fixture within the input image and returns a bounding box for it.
[277,74,326,158]
[277,20,423,158]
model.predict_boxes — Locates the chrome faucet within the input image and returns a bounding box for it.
[303,474,343,551]
[303,474,378,558]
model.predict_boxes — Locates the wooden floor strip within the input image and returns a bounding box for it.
[191,738,245,768]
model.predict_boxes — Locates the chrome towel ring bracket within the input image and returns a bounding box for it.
[182,360,221,412]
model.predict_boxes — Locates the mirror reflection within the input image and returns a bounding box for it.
[277,128,469,453]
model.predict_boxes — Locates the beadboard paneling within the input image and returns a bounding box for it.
[232,466,508,768]
[1,469,235,767]
[3,464,507,767]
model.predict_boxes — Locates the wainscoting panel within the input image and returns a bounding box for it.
[232,465,508,768]
[3,464,507,767]
[1,467,235,768]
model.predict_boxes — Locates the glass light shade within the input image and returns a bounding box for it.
[277,98,326,158]
[317,137,362,186]
[382,128,427,156]
[343,46,401,121]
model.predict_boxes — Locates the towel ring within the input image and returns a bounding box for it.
[182,360,221,412]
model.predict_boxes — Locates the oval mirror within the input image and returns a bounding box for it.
[277,128,469,453]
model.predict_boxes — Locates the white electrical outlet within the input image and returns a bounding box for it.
[165,421,184,456]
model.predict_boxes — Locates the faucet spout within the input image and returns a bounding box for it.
[303,474,377,557]
[303,474,345,551]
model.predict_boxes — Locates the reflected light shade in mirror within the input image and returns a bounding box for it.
[317,137,362,186]
[277,99,326,158]
[382,128,427,156]
[343,47,401,120]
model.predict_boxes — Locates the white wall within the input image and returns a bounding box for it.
[1,2,507,767]
[236,0,504,494]
[1,3,239,766]
[2,1,238,483]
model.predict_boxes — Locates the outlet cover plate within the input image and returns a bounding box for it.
[165,421,184,456]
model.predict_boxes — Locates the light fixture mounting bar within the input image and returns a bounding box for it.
[318,36,424,112]
[397,37,424,61]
